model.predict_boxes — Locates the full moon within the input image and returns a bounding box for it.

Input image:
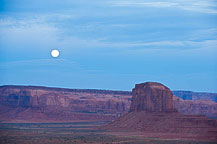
[51,50,60,58]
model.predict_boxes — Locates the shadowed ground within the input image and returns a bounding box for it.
[0,121,216,144]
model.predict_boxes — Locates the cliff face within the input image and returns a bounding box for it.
[0,85,217,122]
[130,82,175,112]
[173,96,217,119]
[0,85,130,122]
[102,82,217,141]
[173,91,217,103]
[0,87,72,108]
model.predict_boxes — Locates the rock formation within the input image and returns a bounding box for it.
[0,85,130,122]
[173,96,217,119]
[130,82,175,112]
[101,82,217,141]
[173,91,217,103]
[1,85,217,122]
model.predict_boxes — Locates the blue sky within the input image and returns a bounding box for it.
[0,0,217,92]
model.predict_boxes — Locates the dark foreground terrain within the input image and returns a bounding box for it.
[0,121,216,144]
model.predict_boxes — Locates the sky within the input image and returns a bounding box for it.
[0,0,217,92]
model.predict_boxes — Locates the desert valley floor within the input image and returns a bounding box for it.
[0,121,216,144]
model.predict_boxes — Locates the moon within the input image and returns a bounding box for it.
[51,50,60,58]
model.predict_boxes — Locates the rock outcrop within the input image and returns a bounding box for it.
[102,82,217,141]
[173,91,217,103]
[1,85,217,122]
[173,96,217,119]
[0,85,130,122]
[130,82,175,112]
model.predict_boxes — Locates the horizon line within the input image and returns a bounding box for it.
[1,84,216,94]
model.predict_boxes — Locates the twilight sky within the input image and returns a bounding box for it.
[0,0,217,92]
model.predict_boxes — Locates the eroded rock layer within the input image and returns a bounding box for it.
[130,82,175,112]
[102,82,217,141]
[0,85,130,122]
[0,85,217,122]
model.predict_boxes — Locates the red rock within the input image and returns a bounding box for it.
[1,84,217,122]
[130,82,175,112]
[173,96,217,119]
[0,85,130,122]
[101,82,217,141]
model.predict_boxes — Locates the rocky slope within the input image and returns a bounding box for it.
[102,82,217,141]
[173,91,217,102]
[0,85,130,113]
[0,85,217,122]
[173,96,217,119]
[0,85,131,122]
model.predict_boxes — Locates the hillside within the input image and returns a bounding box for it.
[0,85,217,122]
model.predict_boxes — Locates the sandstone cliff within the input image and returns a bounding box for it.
[130,82,175,112]
[173,96,217,119]
[102,82,217,141]
[0,85,131,122]
[0,85,217,122]
[173,91,217,103]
